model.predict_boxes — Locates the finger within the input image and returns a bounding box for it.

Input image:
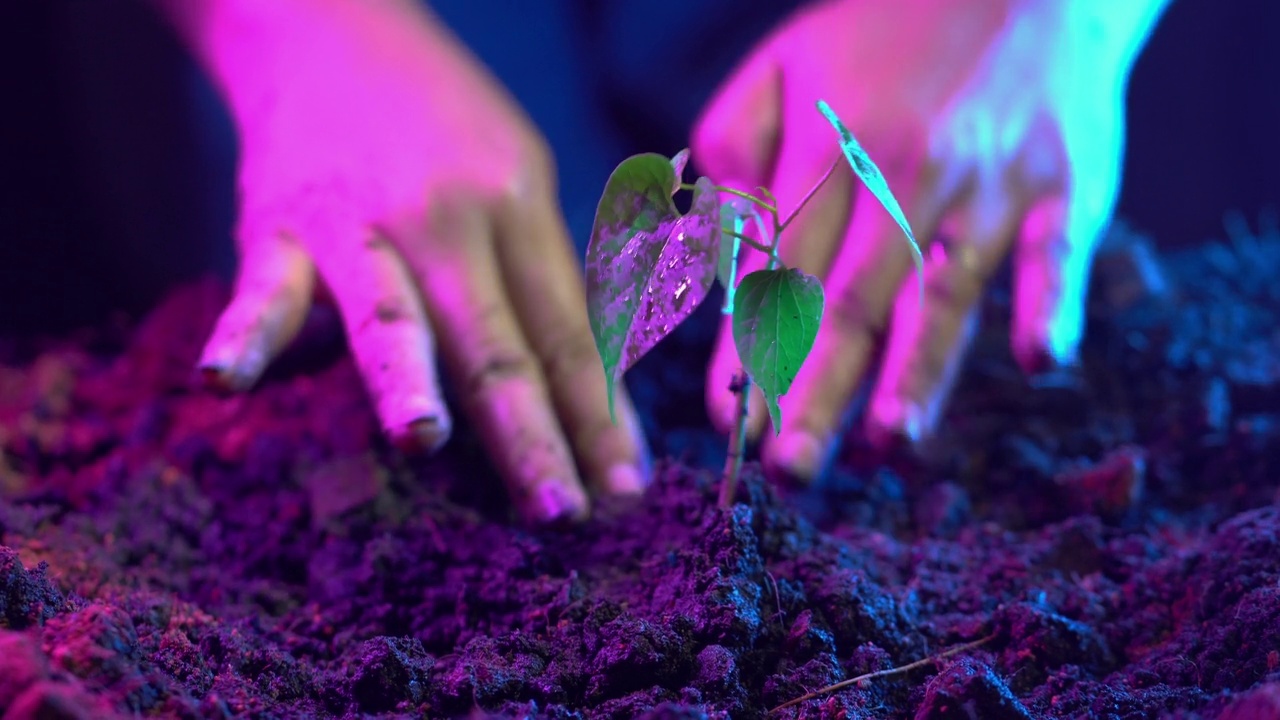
[495,188,651,498]
[309,229,452,454]
[764,170,950,484]
[1013,110,1120,374]
[1011,188,1111,375]
[392,204,588,524]
[689,41,781,186]
[865,180,1022,450]
[706,117,855,439]
[199,233,315,391]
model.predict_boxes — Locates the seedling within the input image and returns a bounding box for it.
[585,100,923,508]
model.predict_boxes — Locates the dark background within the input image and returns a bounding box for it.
[0,0,1276,335]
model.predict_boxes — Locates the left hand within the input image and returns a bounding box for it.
[164,0,650,523]
[691,0,1145,482]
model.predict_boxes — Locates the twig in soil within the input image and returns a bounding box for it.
[768,633,996,714]
[765,570,784,625]
[421,514,447,556]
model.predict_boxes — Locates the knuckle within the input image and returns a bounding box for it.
[521,134,558,186]
[573,399,633,460]
[690,108,775,183]
[829,281,890,341]
[355,295,415,336]
[690,110,729,160]
[922,262,981,311]
[459,311,542,401]
[924,120,952,165]
[536,328,599,386]
[1018,143,1066,193]
[511,138,559,209]
[462,348,541,402]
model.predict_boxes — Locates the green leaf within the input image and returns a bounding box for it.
[732,268,824,433]
[585,150,721,421]
[816,99,925,304]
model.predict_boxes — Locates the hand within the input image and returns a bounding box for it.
[166,0,649,522]
[692,0,1154,482]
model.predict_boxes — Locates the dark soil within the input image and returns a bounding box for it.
[0,219,1278,719]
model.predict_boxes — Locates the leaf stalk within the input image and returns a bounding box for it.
[719,238,783,509]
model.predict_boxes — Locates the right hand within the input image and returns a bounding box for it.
[174,0,649,523]
[692,0,1147,482]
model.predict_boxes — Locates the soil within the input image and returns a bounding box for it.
[0,220,1278,720]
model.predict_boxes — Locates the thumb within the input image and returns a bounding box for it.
[689,44,782,188]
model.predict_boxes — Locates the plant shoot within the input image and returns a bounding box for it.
[585,100,922,507]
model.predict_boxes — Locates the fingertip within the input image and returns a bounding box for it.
[865,394,929,453]
[198,235,315,393]
[196,313,273,392]
[1012,254,1086,376]
[1012,329,1080,377]
[763,429,827,486]
[605,464,647,498]
[595,391,652,498]
[375,372,453,453]
[387,414,452,455]
[864,297,979,456]
[1013,194,1093,379]
[524,480,591,526]
[197,364,238,395]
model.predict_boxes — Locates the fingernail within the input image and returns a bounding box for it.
[1014,341,1078,377]
[197,364,257,393]
[867,396,928,450]
[197,339,266,392]
[767,431,824,485]
[197,364,234,393]
[604,464,647,497]
[389,416,450,454]
[530,482,587,525]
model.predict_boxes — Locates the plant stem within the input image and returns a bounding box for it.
[721,229,774,256]
[719,373,751,508]
[716,186,777,213]
[778,155,843,233]
[719,247,782,509]
[679,183,776,213]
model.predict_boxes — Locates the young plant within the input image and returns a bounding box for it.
[585,100,923,508]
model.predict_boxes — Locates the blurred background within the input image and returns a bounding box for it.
[0,0,1276,335]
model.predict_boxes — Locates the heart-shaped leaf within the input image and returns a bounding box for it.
[816,99,924,303]
[732,268,824,433]
[586,151,721,420]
